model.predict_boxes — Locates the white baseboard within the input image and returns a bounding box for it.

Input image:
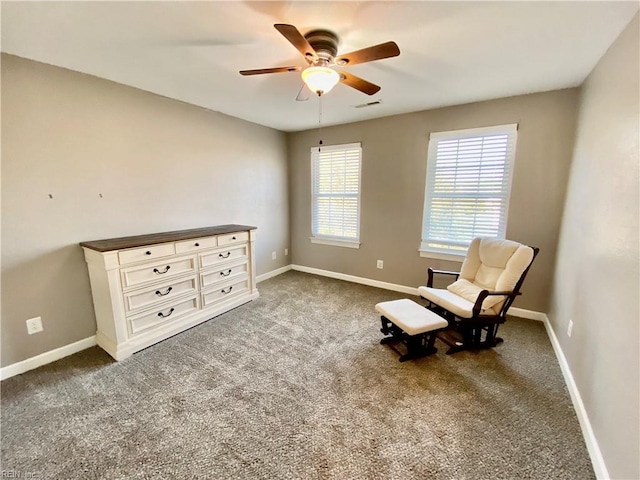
[291,265,546,321]
[541,314,609,479]
[508,307,546,321]
[256,264,292,283]
[0,336,97,381]
[291,264,420,296]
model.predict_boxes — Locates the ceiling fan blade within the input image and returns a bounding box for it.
[339,72,381,95]
[336,41,400,66]
[240,66,301,76]
[296,84,311,102]
[274,24,317,61]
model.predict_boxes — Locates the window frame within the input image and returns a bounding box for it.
[310,142,362,249]
[419,124,518,261]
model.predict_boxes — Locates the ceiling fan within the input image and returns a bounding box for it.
[240,24,400,100]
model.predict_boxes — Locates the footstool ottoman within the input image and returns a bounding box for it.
[375,299,448,362]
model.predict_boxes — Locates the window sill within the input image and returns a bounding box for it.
[419,250,465,262]
[310,237,360,249]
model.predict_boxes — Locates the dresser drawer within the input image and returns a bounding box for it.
[118,243,175,265]
[200,261,248,289]
[124,275,198,314]
[201,278,250,308]
[121,256,197,289]
[175,236,218,254]
[128,295,200,335]
[217,231,249,246]
[199,244,248,269]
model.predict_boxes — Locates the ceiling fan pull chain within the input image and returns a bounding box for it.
[318,93,323,152]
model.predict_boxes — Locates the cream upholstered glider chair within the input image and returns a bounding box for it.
[418,237,539,354]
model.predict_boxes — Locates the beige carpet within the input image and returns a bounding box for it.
[1,271,594,479]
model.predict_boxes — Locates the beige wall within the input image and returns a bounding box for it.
[288,89,579,312]
[549,14,639,480]
[1,54,290,367]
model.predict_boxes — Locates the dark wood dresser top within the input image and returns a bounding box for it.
[80,224,257,252]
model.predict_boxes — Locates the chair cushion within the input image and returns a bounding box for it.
[460,238,521,287]
[447,279,505,311]
[495,244,535,292]
[451,238,535,311]
[418,286,477,318]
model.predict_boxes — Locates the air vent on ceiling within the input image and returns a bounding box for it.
[354,100,382,109]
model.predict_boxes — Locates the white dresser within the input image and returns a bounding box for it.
[80,225,258,360]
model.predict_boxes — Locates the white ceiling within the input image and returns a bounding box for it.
[1,2,637,132]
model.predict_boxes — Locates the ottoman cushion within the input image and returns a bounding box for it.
[375,299,448,335]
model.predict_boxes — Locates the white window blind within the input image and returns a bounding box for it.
[421,124,518,256]
[311,143,362,245]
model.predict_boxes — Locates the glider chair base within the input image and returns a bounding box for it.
[376,299,448,362]
[421,300,506,354]
[432,314,505,355]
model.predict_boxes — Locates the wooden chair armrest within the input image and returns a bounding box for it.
[482,290,521,297]
[427,267,460,287]
[472,290,521,316]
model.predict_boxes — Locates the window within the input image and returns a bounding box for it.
[310,142,362,248]
[420,124,518,259]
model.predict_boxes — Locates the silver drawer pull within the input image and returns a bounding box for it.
[221,286,233,295]
[155,287,173,297]
[153,266,171,274]
[157,307,175,318]
[219,252,231,259]
[220,269,232,277]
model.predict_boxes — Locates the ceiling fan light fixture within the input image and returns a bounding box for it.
[302,66,340,95]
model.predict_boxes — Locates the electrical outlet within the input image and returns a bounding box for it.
[376,260,384,269]
[567,320,574,337]
[26,316,43,335]
[285,248,289,256]
[272,251,277,260]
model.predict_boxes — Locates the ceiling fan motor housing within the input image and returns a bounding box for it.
[304,29,339,64]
